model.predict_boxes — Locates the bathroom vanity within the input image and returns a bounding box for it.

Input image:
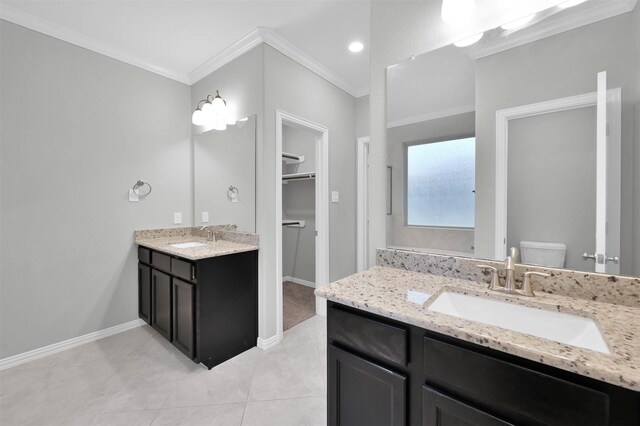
[317,259,640,426]
[136,228,258,369]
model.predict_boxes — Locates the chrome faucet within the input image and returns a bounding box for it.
[200,225,217,242]
[476,247,548,297]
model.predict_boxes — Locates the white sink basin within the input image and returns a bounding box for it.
[427,292,610,354]
[170,241,208,249]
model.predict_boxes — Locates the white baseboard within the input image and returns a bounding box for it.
[257,334,280,350]
[0,318,146,371]
[283,276,316,288]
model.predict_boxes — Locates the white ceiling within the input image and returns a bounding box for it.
[0,0,371,95]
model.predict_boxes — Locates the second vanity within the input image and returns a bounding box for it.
[316,259,640,426]
[135,227,258,369]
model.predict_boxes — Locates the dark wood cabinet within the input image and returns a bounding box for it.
[138,263,151,324]
[327,301,640,426]
[138,246,258,369]
[328,345,406,426]
[172,278,194,358]
[151,269,172,340]
[422,386,513,426]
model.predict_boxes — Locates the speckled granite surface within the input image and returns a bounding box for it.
[134,226,258,260]
[315,266,640,391]
[377,248,640,308]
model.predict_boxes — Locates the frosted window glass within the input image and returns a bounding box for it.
[407,138,475,227]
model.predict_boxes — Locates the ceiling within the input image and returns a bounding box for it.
[0,0,371,96]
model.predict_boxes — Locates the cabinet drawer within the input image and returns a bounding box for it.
[328,306,408,367]
[151,251,171,272]
[422,385,513,426]
[423,336,610,426]
[138,246,151,264]
[171,258,195,282]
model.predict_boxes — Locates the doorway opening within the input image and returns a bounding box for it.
[275,110,329,340]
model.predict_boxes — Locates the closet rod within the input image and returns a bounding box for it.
[282,172,316,182]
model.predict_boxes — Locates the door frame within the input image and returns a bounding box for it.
[494,88,622,266]
[275,110,329,342]
[357,137,370,271]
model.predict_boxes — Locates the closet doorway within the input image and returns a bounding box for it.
[275,111,329,340]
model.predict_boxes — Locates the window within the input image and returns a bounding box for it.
[406,137,475,228]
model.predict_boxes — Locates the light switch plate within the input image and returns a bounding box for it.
[174,212,182,224]
[331,191,340,203]
[202,212,209,223]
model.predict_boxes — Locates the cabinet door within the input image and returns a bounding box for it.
[172,278,195,359]
[138,263,151,324]
[151,269,172,340]
[422,386,513,426]
[328,345,406,426]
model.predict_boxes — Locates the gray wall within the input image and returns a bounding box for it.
[282,126,316,284]
[507,107,597,271]
[634,4,640,276]
[386,112,475,254]
[475,12,640,276]
[0,21,192,358]
[262,44,357,337]
[356,95,370,138]
[192,44,357,341]
[194,116,256,232]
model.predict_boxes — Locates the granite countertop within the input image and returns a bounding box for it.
[315,266,640,391]
[136,235,258,260]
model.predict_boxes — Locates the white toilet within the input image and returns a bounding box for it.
[520,241,567,268]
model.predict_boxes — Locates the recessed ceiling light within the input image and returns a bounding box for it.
[454,32,484,47]
[348,41,364,53]
[501,14,535,30]
[558,0,587,9]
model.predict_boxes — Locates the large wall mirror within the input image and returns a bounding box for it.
[194,115,257,232]
[386,1,639,276]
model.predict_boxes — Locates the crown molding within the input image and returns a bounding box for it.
[1,6,365,97]
[354,86,370,98]
[259,27,360,98]
[188,27,264,84]
[0,4,190,84]
[469,0,638,61]
[387,104,475,129]
[189,26,362,97]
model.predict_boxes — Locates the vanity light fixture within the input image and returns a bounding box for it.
[501,13,536,30]
[558,0,587,9]
[454,32,484,47]
[348,41,364,53]
[191,90,231,130]
[441,0,475,24]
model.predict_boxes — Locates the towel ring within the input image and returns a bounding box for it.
[227,185,238,200]
[132,180,152,197]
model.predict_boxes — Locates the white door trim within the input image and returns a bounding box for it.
[275,110,329,343]
[494,88,622,261]
[357,137,370,271]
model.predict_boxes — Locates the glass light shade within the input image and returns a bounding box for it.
[441,0,475,24]
[201,101,213,115]
[192,109,205,125]
[211,96,226,116]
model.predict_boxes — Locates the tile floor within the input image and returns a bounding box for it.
[0,316,327,426]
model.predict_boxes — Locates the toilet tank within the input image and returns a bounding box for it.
[520,241,566,268]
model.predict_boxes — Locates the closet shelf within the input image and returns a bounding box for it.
[282,152,305,164]
[282,220,306,228]
[282,172,316,182]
